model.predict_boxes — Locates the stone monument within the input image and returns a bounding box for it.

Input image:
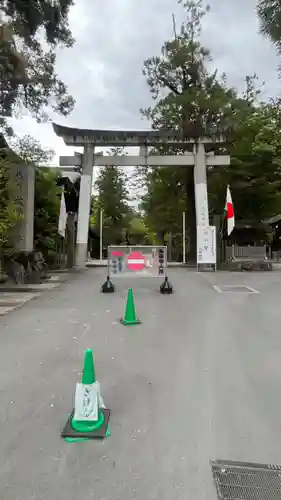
[0,135,35,253]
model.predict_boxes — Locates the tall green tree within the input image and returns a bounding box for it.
[206,101,281,231]
[0,0,74,133]
[0,150,21,253]
[34,168,60,262]
[94,148,130,244]
[11,134,61,262]
[230,103,281,220]
[141,0,239,259]
[207,74,266,219]
[126,212,150,245]
[142,167,186,244]
[141,1,281,257]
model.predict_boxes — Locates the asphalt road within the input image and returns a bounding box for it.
[1,267,281,500]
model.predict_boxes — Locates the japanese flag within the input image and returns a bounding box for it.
[225,185,235,236]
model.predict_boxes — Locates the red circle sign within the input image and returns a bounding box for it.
[127,251,145,271]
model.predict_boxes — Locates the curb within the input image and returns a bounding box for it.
[0,282,61,293]
[0,292,40,316]
[0,273,70,317]
[0,272,75,294]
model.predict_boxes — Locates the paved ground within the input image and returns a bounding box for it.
[1,268,281,499]
[0,273,71,316]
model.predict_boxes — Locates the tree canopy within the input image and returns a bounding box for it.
[258,0,281,52]
[138,0,281,259]
[34,167,60,262]
[0,150,21,253]
[0,0,74,134]
[9,134,55,165]
[92,149,131,245]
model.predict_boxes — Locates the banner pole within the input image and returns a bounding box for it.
[183,211,186,264]
[99,208,103,261]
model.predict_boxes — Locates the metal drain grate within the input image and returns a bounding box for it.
[213,285,258,294]
[211,460,281,499]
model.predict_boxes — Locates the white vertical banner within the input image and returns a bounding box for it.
[197,225,216,265]
[194,142,209,228]
[58,189,67,238]
[195,183,209,227]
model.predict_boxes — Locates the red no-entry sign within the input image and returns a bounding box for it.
[127,251,145,271]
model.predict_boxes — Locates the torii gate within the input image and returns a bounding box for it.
[53,123,230,267]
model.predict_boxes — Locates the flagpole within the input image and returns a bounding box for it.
[99,208,103,262]
[182,211,186,264]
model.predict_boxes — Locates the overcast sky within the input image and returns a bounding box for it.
[9,0,280,165]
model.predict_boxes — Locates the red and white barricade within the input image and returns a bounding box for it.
[107,246,167,278]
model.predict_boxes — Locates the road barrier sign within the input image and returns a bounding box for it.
[101,245,173,294]
[107,245,168,278]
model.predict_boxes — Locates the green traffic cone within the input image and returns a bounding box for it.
[121,288,141,325]
[71,349,105,433]
[82,348,96,385]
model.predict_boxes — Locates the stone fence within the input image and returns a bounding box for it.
[226,245,267,260]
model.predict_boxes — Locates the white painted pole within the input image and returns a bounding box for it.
[183,211,186,264]
[99,208,103,262]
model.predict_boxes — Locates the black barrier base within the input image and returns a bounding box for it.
[61,408,110,439]
[101,276,115,293]
[160,276,173,294]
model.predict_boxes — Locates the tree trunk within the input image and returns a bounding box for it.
[185,169,196,262]
[156,231,165,246]
[168,232,173,261]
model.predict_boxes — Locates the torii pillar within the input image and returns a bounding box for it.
[75,145,95,267]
